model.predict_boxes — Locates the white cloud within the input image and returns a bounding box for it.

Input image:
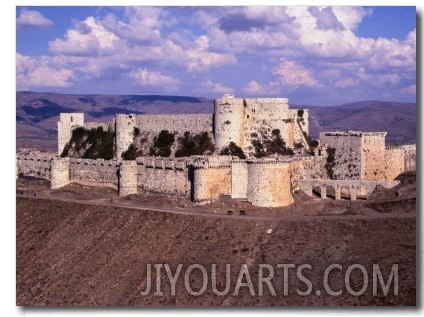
[17,8,53,28]
[16,54,73,89]
[242,80,281,96]
[16,6,415,102]
[334,77,359,88]
[49,17,118,56]
[274,60,320,88]
[197,80,233,95]
[129,68,179,91]
[400,84,416,95]
[186,35,236,72]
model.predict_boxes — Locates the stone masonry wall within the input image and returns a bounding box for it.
[58,113,84,155]
[231,160,248,199]
[246,160,293,207]
[361,133,387,180]
[136,114,213,134]
[84,121,115,132]
[115,114,137,159]
[384,148,405,181]
[400,144,416,171]
[51,157,70,189]
[214,94,245,150]
[319,132,362,180]
[289,156,326,192]
[16,151,55,180]
[214,94,309,157]
[192,156,232,202]
[136,157,191,197]
[69,158,120,189]
[119,161,138,196]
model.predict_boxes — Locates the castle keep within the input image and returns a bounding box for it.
[17,94,415,208]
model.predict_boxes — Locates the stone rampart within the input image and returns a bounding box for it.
[69,158,121,189]
[136,114,213,134]
[385,148,405,181]
[246,160,293,207]
[136,157,191,197]
[319,131,363,180]
[361,133,386,180]
[51,157,70,189]
[119,161,138,196]
[191,156,232,202]
[16,151,55,180]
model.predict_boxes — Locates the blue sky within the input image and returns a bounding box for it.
[16,6,416,105]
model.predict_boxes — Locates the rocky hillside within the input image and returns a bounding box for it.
[16,92,416,152]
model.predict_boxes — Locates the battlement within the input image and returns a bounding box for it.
[322,131,387,138]
[190,156,232,169]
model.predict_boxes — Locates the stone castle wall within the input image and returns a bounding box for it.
[231,160,248,199]
[319,132,363,180]
[69,158,120,189]
[57,113,84,155]
[384,148,405,181]
[191,156,232,202]
[214,94,309,156]
[115,113,214,158]
[84,121,115,132]
[16,151,55,180]
[214,95,245,149]
[51,157,70,189]
[119,161,138,196]
[136,157,191,197]
[136,114,213,134]
[319,131,406,182]
[247,160,293,207]
[399,144,416,171]
[361,133,387,180]
[115,114,137,159]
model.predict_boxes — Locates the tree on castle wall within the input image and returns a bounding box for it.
[149,130,175,157]
[219,142,246,159]
[61,126,115,160]
[175,131,215,157]
[251,129,294,158]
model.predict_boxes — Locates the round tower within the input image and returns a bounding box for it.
[246,160,293,207]
[119,161,138,197]
[51,157,70,189]
[214,94,245,150]
[115,114,137,159]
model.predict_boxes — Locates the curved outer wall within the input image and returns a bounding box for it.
[115,114,137,159]
[214,95,245,150]
[247,161,293,207]
[51,157,70,189]
[119,161,138,197]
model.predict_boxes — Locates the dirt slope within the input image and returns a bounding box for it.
[16,193,416,306]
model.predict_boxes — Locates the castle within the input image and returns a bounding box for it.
[16,94,416,208]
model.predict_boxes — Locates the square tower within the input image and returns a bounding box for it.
[57,113,84,156]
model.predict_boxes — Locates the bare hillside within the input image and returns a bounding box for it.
[16,172,416,306]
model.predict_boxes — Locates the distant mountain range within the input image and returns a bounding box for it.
[16,91,416,152]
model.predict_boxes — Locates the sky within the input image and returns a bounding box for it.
[15,5,416,105]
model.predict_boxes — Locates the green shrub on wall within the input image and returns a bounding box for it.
[220,142,246,159]
[61,126,115,160]
[149,130,175,157]
[175,131,215,157]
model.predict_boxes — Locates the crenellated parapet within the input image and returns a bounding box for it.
[190,156,232,170]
